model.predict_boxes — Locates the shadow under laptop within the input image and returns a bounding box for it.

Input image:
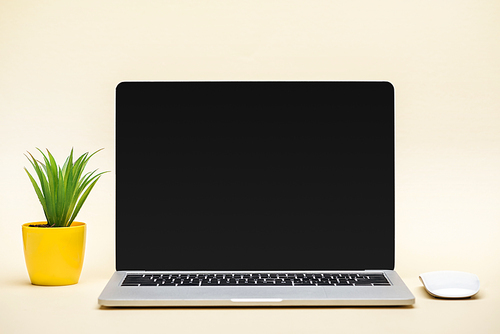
[98,304,416,311]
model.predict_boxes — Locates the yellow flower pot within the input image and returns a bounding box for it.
[22,222,86,286]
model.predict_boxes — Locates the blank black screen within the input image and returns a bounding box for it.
[116,81,395,271]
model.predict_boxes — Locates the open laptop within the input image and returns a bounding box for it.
[98,81,415,307]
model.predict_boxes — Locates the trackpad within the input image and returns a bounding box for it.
[193,286,328,301]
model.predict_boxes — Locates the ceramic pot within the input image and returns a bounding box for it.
[22,222,86,285]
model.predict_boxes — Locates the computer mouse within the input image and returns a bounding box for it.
[419,271,480,299]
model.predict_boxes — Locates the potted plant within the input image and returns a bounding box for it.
[22,148,108,285]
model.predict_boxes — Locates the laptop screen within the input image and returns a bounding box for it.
[116,81,395,271]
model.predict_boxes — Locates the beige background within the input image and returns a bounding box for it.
[1,1,499,333]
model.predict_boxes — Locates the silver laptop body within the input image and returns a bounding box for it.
[99,270,413,306]
[98,81,415,307]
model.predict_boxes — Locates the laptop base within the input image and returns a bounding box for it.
[98,270,415,307]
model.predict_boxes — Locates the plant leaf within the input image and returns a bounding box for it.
[24,167,48,217]
[68,175,101,226]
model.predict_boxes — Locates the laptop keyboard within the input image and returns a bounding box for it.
[121,273,391,287]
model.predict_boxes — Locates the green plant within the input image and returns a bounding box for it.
[25,148,108,227]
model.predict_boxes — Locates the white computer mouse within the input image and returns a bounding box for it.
[419,271,480,299]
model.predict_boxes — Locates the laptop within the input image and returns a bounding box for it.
[98,81,415,307]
